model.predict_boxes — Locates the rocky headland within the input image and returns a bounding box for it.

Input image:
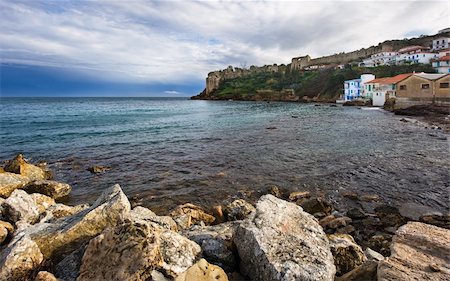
[0,154,449,281]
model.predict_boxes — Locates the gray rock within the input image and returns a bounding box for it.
[335,248,384,281]
[24,180,71,200]
[131,206,178,231]
[378,222,450,280]
[27,184,131,260]
[2,189,40,224]
[77,220,163,281]
[183,222,238,271]
[54,245,86,281]
[224,199,255,221]
[234,194,335,281]
[0,172,30,197]
[0,232,44,281]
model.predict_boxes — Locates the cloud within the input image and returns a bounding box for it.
[164,90,182,95]
[0,0,448,89]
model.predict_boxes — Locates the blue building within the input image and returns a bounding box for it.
[344,79,361,101]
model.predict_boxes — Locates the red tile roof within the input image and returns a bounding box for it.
[366,73,412,85]
[438,55,450,61]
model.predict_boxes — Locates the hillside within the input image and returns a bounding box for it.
[192,31,447,102]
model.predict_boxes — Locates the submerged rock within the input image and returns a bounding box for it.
[28,184,131,259]
[328,234,367,276]
[234,194,335,281]
[175,259,228,281]
[378,222,450,280]
[24,180,71,200]
[170,203,215,230]
[77,220,163,281]
[87,165,110,174]
[0,232,44,281]
[299,197,333,216]
[0,172,30,197]
[224,199,255,221]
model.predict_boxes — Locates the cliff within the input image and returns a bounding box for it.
[192,32,448,101]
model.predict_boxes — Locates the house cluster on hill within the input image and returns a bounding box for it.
[360,37,450,74]
[343,72,450,108]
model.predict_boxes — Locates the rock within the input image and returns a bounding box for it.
[159,229,202,277]
[347,208,368,220]
[368,234,392,256]
[2,189,40,223]
[170,203,215,230]
[0,225,8,244]
[0,220,14,233]
[0,172,30,197]
[175,259,228,281]
[151,270,170,281]
[419,213,450,229]
[212,205,226,223]
[224,199,255,221]
[44,203,89,220]
[35,271,57,281]
[322,216,352,230]
[28,184,131,259]
[87,165,110,174]
[183,222,238,271]
[4,154,46,181]
[374,205,406,227]
[268,185,281,197]
[131,206,178,231]
[335,248,383,281]
[378,222,450,280]
[300,197,333,215]
[77,220,163,281]
[319,215,336,228]
[328,234,367,276]
[31,193,56,215]
[360,194,379,202]
[336,225,356,235]
[234,194,335,281]
[0,232,44,281]
[341,191,359,200]
[288,191,310,201]
[54,246,86,281]
[24,180,71,200]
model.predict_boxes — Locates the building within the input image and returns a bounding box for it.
[344,74,375,101]
[432,37,450,51]
[370,51,398,66]
[431,49,450,73]
[438,27,450,34]
[365,74,412,106]
[394,46,438,65]
[395,73,450,108]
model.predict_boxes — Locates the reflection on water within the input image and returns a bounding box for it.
[1,98,448,214]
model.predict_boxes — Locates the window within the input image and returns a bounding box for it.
[440,82,449,88]
[421,83,430,89]
[400,85,407,90]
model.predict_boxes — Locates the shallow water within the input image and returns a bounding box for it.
[1,97,449,214]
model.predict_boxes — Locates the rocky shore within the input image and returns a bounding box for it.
[0,154,449,281]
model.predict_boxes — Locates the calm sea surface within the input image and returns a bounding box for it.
[0,97,448,214]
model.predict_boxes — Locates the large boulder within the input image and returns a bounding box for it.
[224,199,255,221]
[175,259,228,281]
[0,172,30,197]
[170,203,215,230]
[328,234,367,276]
[0,232,44,281]
[131,206,178,231]
[27,184,131,259]
[24,180,71,200]
[234,194,336,281]
[183,222,238,271]
[378,222,450,280]
[77,220,163,281]
[4,154,46,181]
[2,189,40,223]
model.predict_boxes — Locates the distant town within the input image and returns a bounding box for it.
[341,29,449,107]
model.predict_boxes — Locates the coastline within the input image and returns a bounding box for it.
[0,154,449,280]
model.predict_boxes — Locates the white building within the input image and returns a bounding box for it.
[370,51,398,66]
[432,37,450,51]
[405,52,439,64]
[431,49,450,73]
[344,74,375,101]
[395,46,438,65]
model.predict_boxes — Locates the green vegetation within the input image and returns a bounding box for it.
[213,64,436,101]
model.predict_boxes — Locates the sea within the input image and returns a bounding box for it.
[0,97,449,215]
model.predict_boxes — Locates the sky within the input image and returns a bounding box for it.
[0,0,449,97]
